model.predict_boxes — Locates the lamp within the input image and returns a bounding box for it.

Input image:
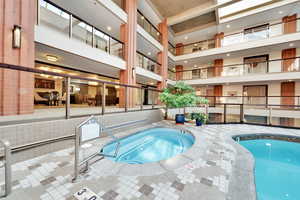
[12,25,21,49]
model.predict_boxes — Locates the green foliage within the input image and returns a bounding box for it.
[159,82,208,108]
[191,112,208,123]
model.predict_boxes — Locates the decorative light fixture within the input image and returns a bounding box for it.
[46,55,58,62]
[12,25,21,48]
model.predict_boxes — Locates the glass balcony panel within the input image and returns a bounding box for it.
[69,79,102,117]
[223,33,243,46]
[207,105,224,123]
[244,105,269,125]
[226,105,241,123]
[94,29,109,52]
[39,0,70,36]
[244,62,268,75]
[72,17,93,46]
[110,38,124,59]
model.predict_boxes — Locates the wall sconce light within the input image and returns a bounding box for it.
[12,25,22,49]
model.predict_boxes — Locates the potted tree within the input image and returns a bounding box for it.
[192,112,208,126]
[159,82,208,124]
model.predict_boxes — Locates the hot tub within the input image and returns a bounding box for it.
[102,127,195,164]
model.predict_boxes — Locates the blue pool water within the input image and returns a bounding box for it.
[240,139,300,200]
[102,128,195,164]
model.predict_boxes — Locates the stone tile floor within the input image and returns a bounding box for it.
[1,122,300,200]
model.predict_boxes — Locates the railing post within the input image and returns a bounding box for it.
[65,77,71,119]
[69,14,73,38]
[140,88,143,110]
[91,27,95,47]
[269,107,273,125]
[224,104,227,123]
[102,83,106,115]
[125,86,128,112]
[0,140,12,197]
[205,104,209,117]
[152,90,155,109]
[240,104,244,123]
[108,38,111,54]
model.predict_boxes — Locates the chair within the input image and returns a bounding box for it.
[34,92,50,105]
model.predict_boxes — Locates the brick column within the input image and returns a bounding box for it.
[175,43,184,56]
[214,32,224,48]
[157,19,168,90]
[213,59,223,77]
[175,65,183,81]
[282,14,297,34]
[0,0,35,115]
[119,0,137,108]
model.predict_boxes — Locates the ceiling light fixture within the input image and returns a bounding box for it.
[107,26,112,31]
[194,65,198,68]
[184,36,188,40]
[226,24,231,28]
[46,55,58,62]
[147,52,152,56]
[289,43,294,47]
[279,11,283,14]
[184,60,188,64]
[226,53,230,57]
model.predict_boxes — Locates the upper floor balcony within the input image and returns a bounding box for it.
[170,17,300,57]
[36,0,125,69]
[137,10,161,44]
[177,57,300,84]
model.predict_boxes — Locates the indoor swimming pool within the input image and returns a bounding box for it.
[239,138,300,200]
[102,127,195,164]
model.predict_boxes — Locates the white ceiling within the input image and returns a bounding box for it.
[175,1,300,45]
[48,0,124,40]
[35,43,121,78]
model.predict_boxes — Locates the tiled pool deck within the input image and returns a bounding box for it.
[2,122,300,200]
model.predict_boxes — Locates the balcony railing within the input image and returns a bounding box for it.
[37,0,124,59]
[177,57,300,80]
[0,63,163,125]
[167,103,300,128]
[168,42,176,56]
[168,69,176,81]
[137,10,161,43]
[136,52,161,75]
[170,18,300,55]
[197,96,300,107]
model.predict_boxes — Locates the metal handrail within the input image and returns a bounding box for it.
[176,56,300,73]
[0,139,11,197]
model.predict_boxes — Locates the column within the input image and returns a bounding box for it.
[157,19,168,90]
[214,32,224,48]
[119,0,137,108]
[175,65,183,81]
[0,0,35,115]
[282,14,297,34]
[213,59,223,77]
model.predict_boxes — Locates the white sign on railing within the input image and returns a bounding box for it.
[80,117,101,143]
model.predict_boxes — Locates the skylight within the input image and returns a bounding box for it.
[218,0,272,18]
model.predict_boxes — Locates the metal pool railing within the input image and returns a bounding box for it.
[0,139,11,197]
